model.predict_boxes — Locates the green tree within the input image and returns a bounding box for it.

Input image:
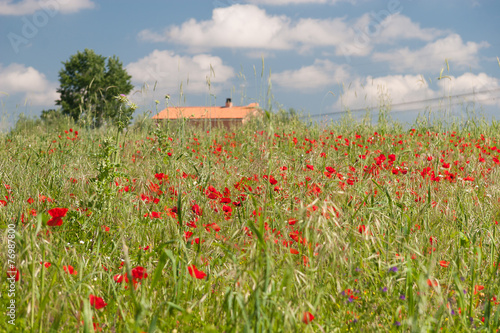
[40,108,74,130]
[56,48,134,127]
[40,108,63,121]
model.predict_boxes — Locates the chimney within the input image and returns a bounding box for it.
[225,98,233,108]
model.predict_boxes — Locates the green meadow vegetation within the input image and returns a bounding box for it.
[1,100,500,332]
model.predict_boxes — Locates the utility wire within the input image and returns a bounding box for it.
[302,87,500,119]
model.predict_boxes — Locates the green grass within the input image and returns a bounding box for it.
[1,109,500,332]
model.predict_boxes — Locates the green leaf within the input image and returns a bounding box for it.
[167,302,185,313]
[150,251,168,291]
[82,298,93,333]
[48,302,64,332]
[459,232,469,248]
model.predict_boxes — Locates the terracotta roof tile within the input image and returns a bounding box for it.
[152,103,260,120]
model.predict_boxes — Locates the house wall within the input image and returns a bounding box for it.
[155,118,243,130]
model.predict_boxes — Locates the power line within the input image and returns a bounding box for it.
[307,96,499,121]
[302,87,500,119]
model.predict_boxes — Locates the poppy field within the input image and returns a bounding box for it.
[1,110,500,332]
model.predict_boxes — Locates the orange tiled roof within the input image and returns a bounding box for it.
[152,103,260,120]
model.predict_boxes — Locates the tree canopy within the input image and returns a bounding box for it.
[56,48,134,127]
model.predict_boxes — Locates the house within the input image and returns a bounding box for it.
[152,98,262,129]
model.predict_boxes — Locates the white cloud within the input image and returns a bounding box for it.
[376,13,443,43]
[138,5,439,58]
[338,13,444,57]
[0,63,59,105]
[335,72,500,112]
[289,17,365,55]
[336,74,436,111]
[273,59,349,91]
[373,34,489,72]
[0,0,95,15]
[437,72,500,106]
[126,50,235,95]
[139,5,291,50]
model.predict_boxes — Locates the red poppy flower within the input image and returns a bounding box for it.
[268,175,278,185]
[427,278,438,287]
[186,219,197,228]
[326,166,335,173]
[63,265,77,275]
[374,154,386,165]
[47,207,69,226]
[0,200,7,206]
[358,225,366,234]
[154,173,168,182]
[131,266,148,280]
[474,285,485,295]
[93,323,102,332]
[290,248,299,254]
[439,260,449,268]
[185,231,193,241]
[39,194,53,203]
[302,311,315,324]
[192,204,202,216]
[188,265,207,279]
[207,192,218,200]
[92,322,102,332]
[302,255,309,266]
[289,231,299,242]
[114,273,129,284]
[7,266,19,282]
[89,294,107,309]
[150,211,161,219]
[40,262,51,268]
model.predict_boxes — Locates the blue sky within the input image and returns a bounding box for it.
[1,0,499,128]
